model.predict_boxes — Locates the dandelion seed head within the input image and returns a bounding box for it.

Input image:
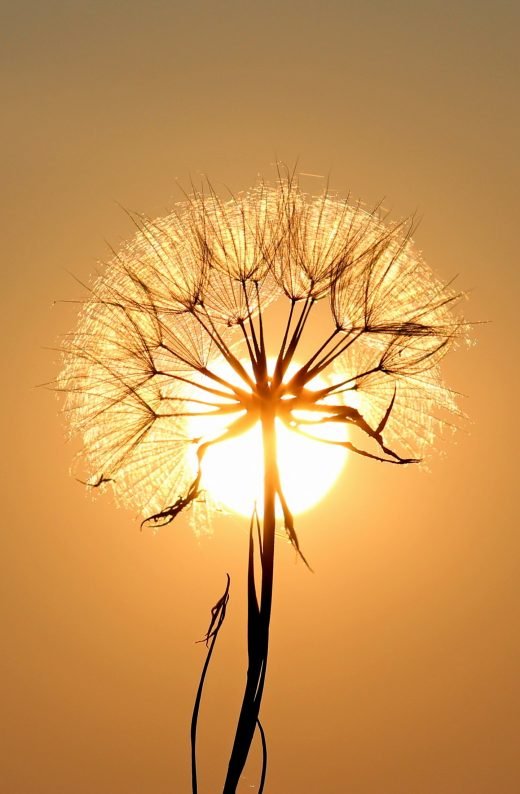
[57,173,467,529]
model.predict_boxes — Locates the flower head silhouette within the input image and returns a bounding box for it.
[57,171,467,793]
[59,175,463,526]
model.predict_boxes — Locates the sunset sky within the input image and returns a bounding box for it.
[2,2,519,793]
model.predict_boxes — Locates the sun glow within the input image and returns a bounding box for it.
[188,363,349,517]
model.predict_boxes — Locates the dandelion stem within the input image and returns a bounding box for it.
[314,365,383,399]
[299,327,341,374]
[275,296,315,383]
[238,319,258,373]
[273,298,296,385]
[256,717,267,794]
[191,575,230,794]
[222,407,277,793]
[241,279,262,366]
[254,281,268,379]
[165,372,240,401]
[195,307,256,390]
[298,328,365,382]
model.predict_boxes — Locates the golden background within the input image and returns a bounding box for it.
[2,2,518,792]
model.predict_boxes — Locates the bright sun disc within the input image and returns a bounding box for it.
[188,364,349,517]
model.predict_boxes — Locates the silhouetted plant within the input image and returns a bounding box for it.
[57,169,467,793]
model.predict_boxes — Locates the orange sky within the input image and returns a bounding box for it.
[2,2,519,792]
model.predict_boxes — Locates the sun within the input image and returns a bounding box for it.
[187,361,349,517]
[197,416,347,516]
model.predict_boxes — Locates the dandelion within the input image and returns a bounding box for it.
[57,171,467,793]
